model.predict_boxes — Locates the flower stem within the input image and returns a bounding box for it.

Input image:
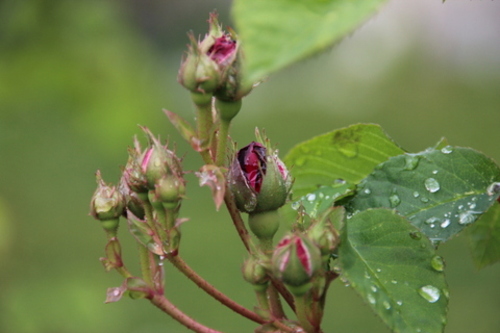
[150,293,223,333]
[168,255,265,324]
[224,189,252,252]
[138,244,153,286]
[215,118,230,167]
[294,294,316,333]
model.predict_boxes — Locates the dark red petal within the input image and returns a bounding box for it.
[237,142,266,193]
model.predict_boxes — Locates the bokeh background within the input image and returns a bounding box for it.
[1,0,499,332]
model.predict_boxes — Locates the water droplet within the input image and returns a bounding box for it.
[425,178,440,193]
[441,146,453,154]
[469,203,476,209]
[420,196,429,203]
[431,256,445,272]
[382,301,391,310]
[425,217,441,225]
[413,191,420,198]
[363,188,371,195]
[440,219,451,228]
[459,211,479,225]
[306,193,316,201]
[432,170,439,175]
[389,194,401,208]
[291,201,301,210]
[370,285,378,293]
[396,300,403,306]
[404,154,420,171]
[418,285,441,303]
[409,231,422,240]
[391,280,398,284]
[367,294,376,304]
[376,268,382,273]
[364,271,371,279]
[487,182,500,196]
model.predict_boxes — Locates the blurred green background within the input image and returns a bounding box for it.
[1,0,499,332]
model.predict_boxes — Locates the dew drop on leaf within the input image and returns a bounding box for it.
[404,154,420,171]
[424,178,440,193]
[440,219,451,228]
[487,182,500,196]
[458,211,479,225]
[389,194,401,207]
[367,293,376,304]
[441,146,453,154]
[418,285,441,303]
[430,255,445,272]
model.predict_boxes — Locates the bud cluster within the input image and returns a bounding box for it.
[90,127,187,258]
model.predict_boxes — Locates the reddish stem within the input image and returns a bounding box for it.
[150,293,223,333]
[168,255,265,324]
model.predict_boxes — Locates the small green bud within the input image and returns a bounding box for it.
[140,127,184,191]
[154,174,186,209]
[272,233,321,296]
[242,256,269,291]
[307,208,340,257]
[90,171,125,226]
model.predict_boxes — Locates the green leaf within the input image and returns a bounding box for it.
[338,209,448,333]
[284,124,404,198]
[291,182,355,219]
[467,201,500,269]
[232,0,389,83]
[348,147,500,245]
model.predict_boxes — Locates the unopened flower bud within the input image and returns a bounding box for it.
[307,209,340,257]
[272,233,321,296]
[122,138,149,194]
[228,141,291,214]
[242,256,269,291]
[140,128,184,191]
[178,13,238,95]
[90,171,125,228]
[155,174,186,209]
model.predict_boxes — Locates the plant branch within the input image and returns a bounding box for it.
[168,255,265,324]
[223,189,252,252]
[150,293,223,333]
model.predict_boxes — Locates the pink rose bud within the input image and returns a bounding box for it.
[272,233,321,296]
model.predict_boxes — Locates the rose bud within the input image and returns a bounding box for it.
[140,128,184,192]
[271,233,322,296]
[90,171,125,233]
[178,12,238,95]
[228,141,291,214]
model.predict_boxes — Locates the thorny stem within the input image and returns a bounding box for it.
[223,189,252,252]
[150,293,223,333]
[193,94,215,164]
[271,277,296,312]
[294,294,316,333]
[168,255,266,324]
[267,284,286,320]
[215,119,230,167]
[139,244,153,286]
